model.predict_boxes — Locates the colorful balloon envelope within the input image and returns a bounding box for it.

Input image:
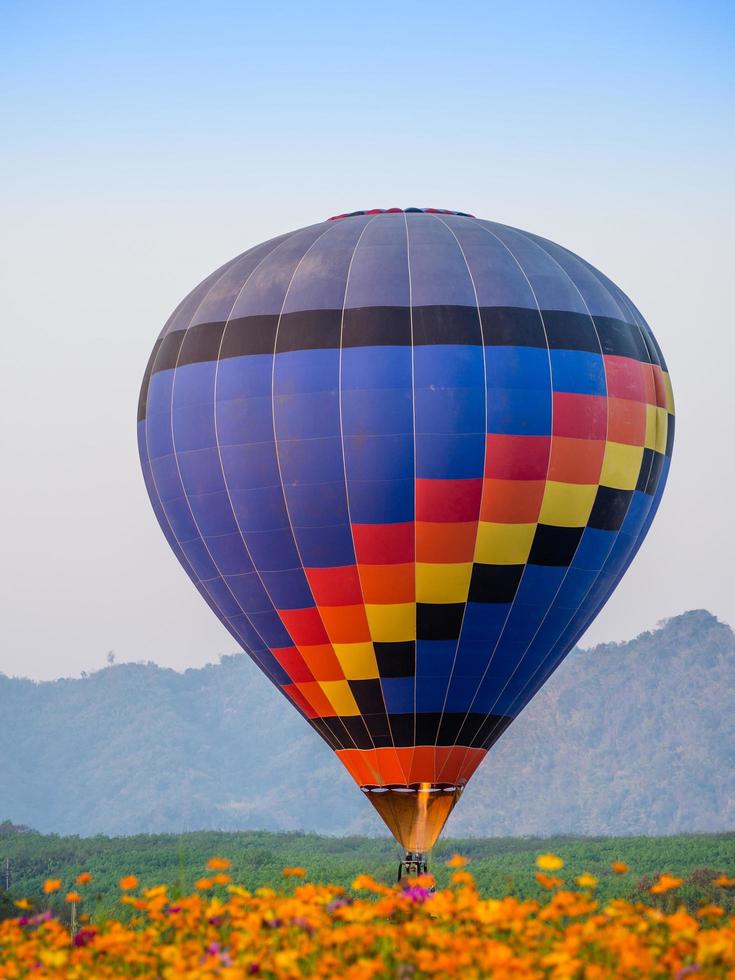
[138,209,674,854]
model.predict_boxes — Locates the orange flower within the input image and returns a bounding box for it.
[536,853,564,871]
[75,872,93,886]
[195,878,213,890]
[65,891,82,904]
[697,904,724,919]
[446,853,468,868]
[713,874,735,888]
[43,879,61,894]
[212,873,231,885]
[575,873,598,889]
[611,861,629,874]
[282,867,307,878]
[119,875,139,891]
[650,873,683,894]
[206,856,231,871]
[535,872,564,889]
[450,870,475,887]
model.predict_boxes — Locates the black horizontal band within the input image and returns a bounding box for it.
[138,306,661,420]
[308,711,512,751]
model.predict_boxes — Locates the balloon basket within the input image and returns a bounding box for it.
[397,850,428,883]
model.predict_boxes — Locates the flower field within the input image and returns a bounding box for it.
[2,855,735,978]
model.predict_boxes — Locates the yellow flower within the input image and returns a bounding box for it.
[14,898,31,910]
[575,873,598,889]
[282,866,307,878]
[611,861,629,874]
[119,875,139,891]
[446,853,468,868]
[65,891,82,903]
[75,871,93,886]
[536,853,564,871]
[42,878,61,894]
[650,873,683,894]
[206,856,231,871]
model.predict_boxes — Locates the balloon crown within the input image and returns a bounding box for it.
[328,207,475,220]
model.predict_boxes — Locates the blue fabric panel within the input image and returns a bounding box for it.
[187,491,239,537]
[406,210,477,307]
[414,386,484,435]
[172,402,217,453]
[341,346,412,390]
[246,609,294,648]
[573,527,616,570]
[217,396,274,446]
[487,224,589,314]
[225,572,273,613]
[347,478,414,524]
[550,350,606,395]
[414,345,483,389]
[514,565,565,607]
[282,215,367,314]
[201,578,243,618]
[296,524,355,568]
[229,486,289,533]
[487,387,551,435]
[381,677,414,713]
[260,568,314,610]
[278,436,345,485]
[216,354,273,401]
[177,447,226,496]
[527,234,627,320]
[161,496,199,542]
[460,603,510,643]
[220,444,280,491]
[415,432,484,479]
[227,224,328,318]
[287,482,350,528]
[275,348,338,394]
[146,409,174,460]
[446,216,539,310]
[205,532,255,576]
[149,454,182,502]
[190,235,291,326]
[341,388,413,436]
[344,434,414,482]
[179,537,219,581]
[486,346,550,389]
[172,361,216,407]
[343,213,410,309]
[554,566,600,610]
[245,528,301,572]
[275,390,339,440]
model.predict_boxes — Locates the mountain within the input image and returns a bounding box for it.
[1,610,733,838]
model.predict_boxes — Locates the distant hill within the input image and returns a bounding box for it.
[1,610,733,838]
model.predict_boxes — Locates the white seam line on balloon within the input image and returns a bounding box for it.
[209,227,346,748]
[426,211,488,787]
[432,216,554,785]
[467,226,612,754]
[268,217,384,764]
[403,210,419,780]
[337,213,408,785]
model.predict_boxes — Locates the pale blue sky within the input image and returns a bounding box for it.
[2,1,734,678]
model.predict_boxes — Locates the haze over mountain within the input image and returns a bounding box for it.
[2,610,732,839]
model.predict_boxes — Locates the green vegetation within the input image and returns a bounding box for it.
[1,822,733,921]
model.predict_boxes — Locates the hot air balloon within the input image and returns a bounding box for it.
[138,208,674,876]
